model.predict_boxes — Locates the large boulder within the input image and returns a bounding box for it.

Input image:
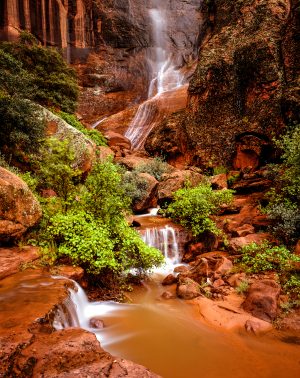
[242,279,281,322]
[132,172,158,213]
[177,277,202,300]
[0,168,42,240]
[40,106,96,174]
[157,169,203,202]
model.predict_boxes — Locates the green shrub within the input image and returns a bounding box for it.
[284,274,300,299]
[35,138,82,210]
[58,111,107,147]
[240,241,300,273]
[122,171,149,206]
[213,166,228,175]
[135,157,171,181]
[165,183,234,236]
[30,142,163,278]
[235,280,249,295]
[0,32,79,112]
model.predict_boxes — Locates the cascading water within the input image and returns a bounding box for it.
[141,225,181,265]
[125,2,185,149]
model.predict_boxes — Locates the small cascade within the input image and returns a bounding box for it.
[141,225,181,265]
[125,3,185,149]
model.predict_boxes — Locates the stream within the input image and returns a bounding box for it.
[51,211,300,378]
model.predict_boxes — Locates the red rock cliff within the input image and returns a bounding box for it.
[145,0,300,170]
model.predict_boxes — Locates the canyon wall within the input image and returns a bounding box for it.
[0,0,98,61]
[145,0,300,170]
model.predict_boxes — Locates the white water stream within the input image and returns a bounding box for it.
[125,3,185,149]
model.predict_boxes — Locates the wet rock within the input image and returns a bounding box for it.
[0,168,42,241]
[245,319,267,335]
[242,280,281,322]
[161,291,176,300]
[157,170,203,202]
[162,274,177,286]
[176,277,202,300]
[52,266,84,282]
[0,247,40,280]
[173,265,189,274]
[89,318,105,329]
[211,174,228,190]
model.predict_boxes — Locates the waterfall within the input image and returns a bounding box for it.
[125,3,184,149]
[141,225,181,265]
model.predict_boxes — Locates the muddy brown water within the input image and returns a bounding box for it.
[0,270,300,377]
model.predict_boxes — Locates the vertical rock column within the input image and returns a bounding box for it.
[4,0,19,40]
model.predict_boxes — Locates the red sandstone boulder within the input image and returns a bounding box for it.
[188,255,233,283]
[176,277,202,300]
[162,274,177,286]
[117,156,155,171]
[131,172,158,213]
[0,168,42,240]
[232,224,255,237]
[242,280,281,322]
[104,131,132,150]
[161,291,176,300]
[211,174,228,190]
[157,170,203,202]
[52,265,84,282]
[41,106,96,174]
[229,233,272,253]
[227,273,247,288]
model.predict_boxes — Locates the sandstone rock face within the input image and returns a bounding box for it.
[146,0,300,169]
[0,0,96,61]
[0,167,42,240]
[41,106,96,174]
[243,279,281,322]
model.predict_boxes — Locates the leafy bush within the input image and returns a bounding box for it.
[122,171,149,206]
[235,280,249,295]
[135,157,171,181]
[165,183,234,236]
[1,32,78,112]
[58,111,107,147]
[265,125,300,244]
[240,241,300,273]
[284,274,300,299]
[30,141,163,277]
[35,138,82,210]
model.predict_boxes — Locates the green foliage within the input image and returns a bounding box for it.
[165,183,234,236]
[0,33,78,112]
[213,166,228,175]
[240,242,300,273]
[122,171,148,206]
[235,280,249,295]
[30,140,163,277]
[135,157,171,181]
[83,160,131,224]
[265,125,300,244]
[58,111,107,147]
[0,96,45,153]
[283,274,300,300]
[35,138,82,209]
